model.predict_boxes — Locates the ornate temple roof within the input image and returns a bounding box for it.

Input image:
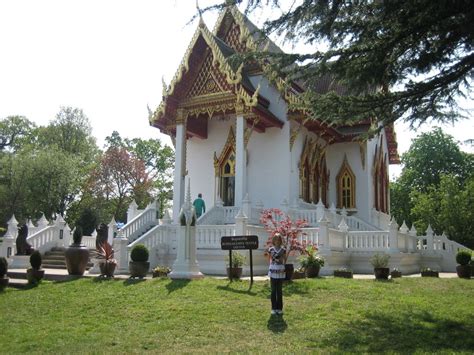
[149,4,399,163]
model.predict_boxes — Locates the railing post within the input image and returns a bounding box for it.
[318,212,330,251]
[37,214,49,230]
[329,203,337,227]
[280,197,289,214]
[0,215,18,258]
[55,214,68,248]
[425,224,434,252]
[338,216,349,250]
[388,218,399,252]
[235,209,248,236]
[399,221,409,252]
[127,200,138,222]
[316,199,325,224]
[113,230,129,274]
[108,217,117,245]
[408,225,418,251]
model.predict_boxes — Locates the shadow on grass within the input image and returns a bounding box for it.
[123,278,147,286]
[165,279,191,294]
[282,280,311,296]
[267,314,288,333]
[92,276,115,283]
[216,282,257,296]
[316,309,474,353]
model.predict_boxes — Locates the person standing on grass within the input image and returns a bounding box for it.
[267,233,286,315]
[193,193,206,218]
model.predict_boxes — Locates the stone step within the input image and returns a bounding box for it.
[42,259,67,266]
[42,255,65,261]
[42,264,67,269]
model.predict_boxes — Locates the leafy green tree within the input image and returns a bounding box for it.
[411,175,474,248]
[212,0,473,128]
[0,116,36,152]
[390,128,472,227]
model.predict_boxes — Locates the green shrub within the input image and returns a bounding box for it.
[370,253,390,268]
[73,226,83,245]
[226,251,246,268]
[30,250,42,270]
[0,257,8,278]
[130,244,149,262]
[456,250,472,266]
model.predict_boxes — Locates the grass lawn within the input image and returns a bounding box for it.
[1,277,473,353]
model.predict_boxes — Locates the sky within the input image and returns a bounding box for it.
[1,0,472,180]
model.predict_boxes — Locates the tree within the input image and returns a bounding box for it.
[410,174,474,248]
[104,131,174,217]
[212,0,473,128]
[0,116,36,152]
[88,147,153,222]
[390,128,473,246]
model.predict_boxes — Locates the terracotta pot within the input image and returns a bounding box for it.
[26,268,45,284]
[456,265,471,279]
[285,264,294,281]
[374,267,390,280]
[65,244,90,276]
[305,264,321,278]
[226,267,243,279]
[334,270,353,278]
[129,261,150,278]
[0,277,9,291]
[99,262,116,278]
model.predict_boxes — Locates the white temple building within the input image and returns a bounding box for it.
[1,5,467,275]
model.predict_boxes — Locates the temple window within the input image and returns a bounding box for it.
[337,156,356,209]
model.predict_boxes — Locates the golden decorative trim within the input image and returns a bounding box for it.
[214,126,236,176]
[176,109,187,125]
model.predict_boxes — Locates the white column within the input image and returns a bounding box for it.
[113,231,129,274]
[234,114,246,208]
[388,218,399,252]
[173,111,186,223]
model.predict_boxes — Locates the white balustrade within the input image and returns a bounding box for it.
[121,208,157,242]
[26,226,58,252]
[328,229,346,251]
[196,225,236,249]
[223,207,239,224]
[128,224,178,253]
[82,236,97,249]
[346,231,390,251]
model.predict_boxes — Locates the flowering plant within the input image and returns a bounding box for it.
[298,244,325,268]
[260,208,309,263]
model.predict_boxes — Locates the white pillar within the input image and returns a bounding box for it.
[173,111,186,223]
[234,114,246,208]
[113,231,129,274]
[235,209,248,236]
[127,200,138,222]
[108,217,117,245]
[170,181,203,279]
[425,224,434,252]
[318,212,330,251]
[388,218,399,252]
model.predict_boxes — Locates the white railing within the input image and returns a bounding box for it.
[26,226,58,252]
[223,207,239,224]
[197,225,235,249]
[82,236,97,249]
[291,209,320,226]
[122,208,158,242]
[128,224,178,252]
[346,231,390,251]
[196,205,225,225]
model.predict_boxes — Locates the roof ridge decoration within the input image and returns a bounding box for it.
[152,15,264,126]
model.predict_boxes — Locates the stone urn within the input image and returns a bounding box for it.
[99,262,117,278]
[65,244,90,276]
[26,268,45,284]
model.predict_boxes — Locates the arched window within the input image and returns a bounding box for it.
[214,127,236,206]
[337,155,356,209]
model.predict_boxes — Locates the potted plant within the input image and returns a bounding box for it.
[260,208,308,280]
[292,267,306,279]
[129,244,150,278]
[455,250,472,279]
[334,267,353,278]
[370,253,390,280]
[298,244,325,278]
[421,267,439,277]
[97,242,117,278]
[226,251,246,279]
[26,250,44,284]
[152,266,171,278]
[0,257,9,291]
[391,268,402,278]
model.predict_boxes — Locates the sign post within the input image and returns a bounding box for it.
[221,235,258,284]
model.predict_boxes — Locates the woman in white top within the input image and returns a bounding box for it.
[267,233,286,315]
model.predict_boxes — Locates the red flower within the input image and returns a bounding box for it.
[260,208,310,262]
